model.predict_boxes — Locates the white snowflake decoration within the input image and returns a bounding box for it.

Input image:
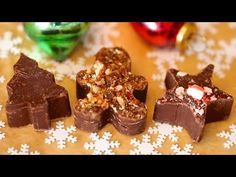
[45,121,77,149]
[82,22,120,58]
[227,22,236,29]
[171,144,198,155]
[21,45,48,63]
[193,38,236,79]
[47,58,87,81]
[148,123,183,147]
[147,48,185,88]
[7,144,40,155]
[130,134,161,155]
[195,22,219,35]
[17,24,24,32]
[0,31,22,59]
[0,75,5,84]
[0,120,6,140]
[217,124,236,149]
[84,132,120,155]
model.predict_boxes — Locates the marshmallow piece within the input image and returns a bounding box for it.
[187,85,204,100]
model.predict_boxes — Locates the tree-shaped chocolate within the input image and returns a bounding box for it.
[154,64,234,142]
[75,47,148,135]
[6,54,71,130]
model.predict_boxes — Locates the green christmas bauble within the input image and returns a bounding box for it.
[24,22,89,61]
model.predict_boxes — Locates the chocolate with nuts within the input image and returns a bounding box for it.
[75,47,148,135]
[6,54,71,130]
[153,64,234,142]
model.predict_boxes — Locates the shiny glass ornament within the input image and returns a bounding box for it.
[24,22,89,61]
[131,22,197,50]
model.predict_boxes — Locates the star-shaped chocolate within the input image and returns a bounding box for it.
[75,47,148,135]
[6,54,71,130]
[153,64,234,142]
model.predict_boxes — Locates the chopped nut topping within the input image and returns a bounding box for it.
[93,61,104,77]
[116,96,125,110]
[91,85,101,93]
[87,83,92,87]
[95,78,105,85]
[115,48,122,54]
[97,99,102,104]
[105,68,111,75]
[87,93,93,100]
[92,74,96,79]
[115,85,123,91]
[112,106,118,113]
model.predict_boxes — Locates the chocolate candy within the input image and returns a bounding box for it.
[153,64,234,142]
[75,47,148,135]
[6,54,71,130]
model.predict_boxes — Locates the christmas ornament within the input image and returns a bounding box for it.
[131,22,201,51]
[24,22,89,61]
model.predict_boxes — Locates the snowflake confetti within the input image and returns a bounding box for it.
[130,134,161,155]
[195,22,219,35]
[148,123,183,147]
[7,144,40,155]
[0,75,5,84]
[217,124,236,149]
[21,45,48,63]
[45,121,77,149]
[82,22,120,58]
[194,38,236,79]
[227,22,236,29]
[17,24,24,32]
[171,144,198,155]
[147,48,185,88]
[46,58,88,81]
[84,132,120,155]
[0,120,6,140]
[0,31,22,59]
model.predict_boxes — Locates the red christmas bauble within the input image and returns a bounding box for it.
[131,22,186,47]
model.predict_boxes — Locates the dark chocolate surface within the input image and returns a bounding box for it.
[75,47,148,135]
[154,64,234,142]
[6,54,71,130]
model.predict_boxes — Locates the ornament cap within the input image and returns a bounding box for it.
[176,23,197,50]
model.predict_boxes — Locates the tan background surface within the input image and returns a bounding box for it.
[0,22,236,154]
